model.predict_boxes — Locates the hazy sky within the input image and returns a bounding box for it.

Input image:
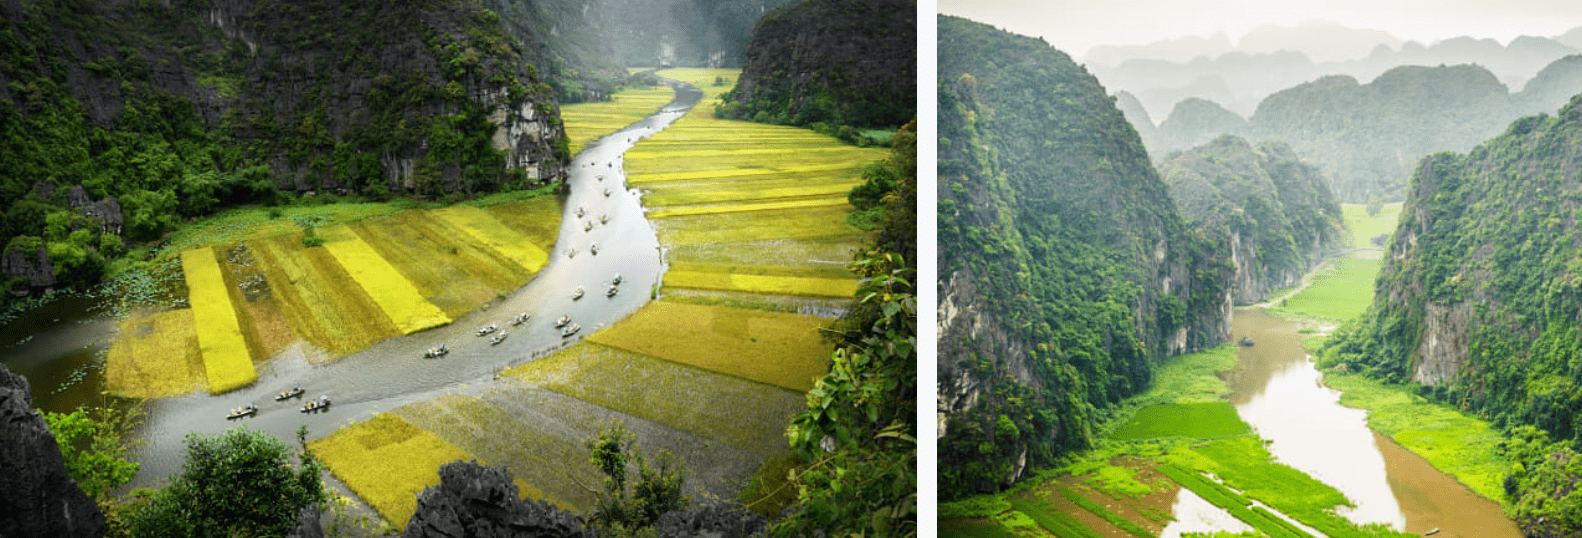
[937,0,1582,59]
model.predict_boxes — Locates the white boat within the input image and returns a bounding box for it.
[603,188,611,197]
[585,221,593,232]
[562,324,581,337]
[612,273,622,285]
[477,324,498,336]
[555,315,571,328]
[572,286,585,300]
[600,213,609,224]
[275,385,304,401]
[577,206,585,218]
[226,402,258,419]
[590,243,599,255]
[510,313,530,326]
[606,285,618,298]
[490,332,508,345]
[301,395,331,413]
[424,344,449,358]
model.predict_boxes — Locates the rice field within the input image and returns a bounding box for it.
[432,206,549,273]
[181,248,257,393]
[321,232,452,335]
[308,414,477,528]
[625,68,884,303]
[586,301,831,391]
[104,308,203,397]
[1109,402,1251,440]
[249,234,401,357]
[348,211,527,319]
[560,84,677,156]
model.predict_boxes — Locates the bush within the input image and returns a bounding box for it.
[122,426,323,538]
[585,420,688,536]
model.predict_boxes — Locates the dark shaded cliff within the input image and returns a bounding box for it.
[1158,135,1345,304]
[936,16,1233,498]
[0,365,104,538]
[717,0,915,133]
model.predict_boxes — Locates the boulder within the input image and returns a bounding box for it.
[0,364,105,538]
[402,460,586,538]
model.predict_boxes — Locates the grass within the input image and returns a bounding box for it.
[1324,372,1508,501]
[585,301,831,391]
[320,231,451,335]
[1341,203,1403,249]
[180,248,256,393]
[500,342,805,457]
[104,308,203,397]
[157,203,411,263]
[309,414,476,528]
[939,518,1021,538]
[432,205,549,273]
[1009,497,1103,538]
[1268,256,1381,322]
[1109,402,1250,441]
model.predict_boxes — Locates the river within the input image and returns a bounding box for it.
[0,78,704,490]
[1163,308,1519,538]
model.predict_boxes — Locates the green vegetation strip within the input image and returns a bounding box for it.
[180,248,256,393]
[322,233,451,334]
[1157,465,1308,538]
[1057,487,1156,538]
[1189,437,1414,538]
[1109,402,1250,440]
[1325,372,1508,500]
[1007,498,1102,538]
[939,519,1019,538]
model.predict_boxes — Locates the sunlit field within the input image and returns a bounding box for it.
[347,211,525,319]
[321,229,452,335]
[308,414,478,528]
[560,84,677,156]
[181,248,256,393]
[586,301,830,391]
[105,308,202,397]
[249,234,401,357]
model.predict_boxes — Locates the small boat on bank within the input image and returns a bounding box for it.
[555,315,571,328]
[275,385,304,401]
[226,402,258,420]
[562,323,581,337]
[1238,337,1255,346]
[302,395,331,413]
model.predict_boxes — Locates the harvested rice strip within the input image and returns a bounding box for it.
[181,248,257,394]
[321,234,451,334]
[665,271,857,298]
[432,206,549,273]
[627,162,859,184]
[249,236,400,357]
[587,301,829,391]
[648,197,849,218]
[105,309,204,398]
[309,414,474,528]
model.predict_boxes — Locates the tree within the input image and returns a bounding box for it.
[585,420,688,536]
[122,426,323,538]
[43,406,142,501]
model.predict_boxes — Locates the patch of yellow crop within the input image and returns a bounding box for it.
[432,206,549,273]
[587,301,830,391]
[648,197,849,218]
[643,178,854,207]
[322,234,451,335]
[181,248,256,394]
[666,271,857,298]
[655,68,738,100]
[627,162,859,184]
[249,236,400,358]
[309,414,474,528]
[350,212,528,318]
[105,309,204,398]
[481,197,562,251]
[654,206,862,246]
[561,85,677,155]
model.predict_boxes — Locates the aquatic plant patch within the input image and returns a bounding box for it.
[585,301,830,391]
[1109,402,1251,441]
[321,232,451,335]
[432,206,549,273]
[181,248,256,393]
[1324,372,1507,501]
[309,413,474,528]
[105,308,203,398]
[501,343,804,456]
[249,235,400,357]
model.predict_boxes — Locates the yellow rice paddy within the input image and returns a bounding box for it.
[432,206,549,273]
[249,234,401,357]
[321,233,452,335]
[561,84,677,156]
[308,414,476,528]
[586,301,830,391]
[180,248,257,394]
[104,309,204,397]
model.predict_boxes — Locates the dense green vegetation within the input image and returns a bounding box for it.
[936,15,1232,500]
[43,405,141,504]
[1158,135,1345,304]
[1109,402,1249,440]
[1322,93,1582,536]
[123,426,324,538]
[716,0,914,146]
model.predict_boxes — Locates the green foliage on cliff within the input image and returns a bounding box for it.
[1158,134,1344,303]
[936,16,1231,500]
[43,405,141,502]
[1322,95,1582,536]
[1500,426,1582,536]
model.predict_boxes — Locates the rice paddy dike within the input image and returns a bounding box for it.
[111,68,888,529]
[942,202,1524,538]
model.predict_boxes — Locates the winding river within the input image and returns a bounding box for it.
[1163,309,1519,538]
[0,78,704,489]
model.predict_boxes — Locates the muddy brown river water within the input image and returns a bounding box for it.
[1162,308,1519,538]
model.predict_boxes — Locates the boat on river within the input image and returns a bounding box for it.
[590,243,599,255]
[226,402,258,420]
[301,395,330,413]
[477,324,498,336]
[577,206,585,218]
[555,315,571,328]
[1238,337,1255,346]
[561,323,580,337]
[612,273,622,285]
[275,385,304,401]
[424,343,449,358]
[510,313,530,326]
[490,332,508,345]
[603,188,611,197]
[606,285,618,298]
[600,213,608,224]
[572,286,585,300]
[568,248,576,258]
[585,221,593,232]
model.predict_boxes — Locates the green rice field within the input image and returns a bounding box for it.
[1269,256,1381,322]
[1109,402,1251,441]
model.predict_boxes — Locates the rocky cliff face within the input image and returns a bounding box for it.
[936,16,1234,497]
[0,365,105,538]
[721,0,915,130]
[402,460,586,538]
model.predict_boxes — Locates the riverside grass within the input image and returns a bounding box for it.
[180,248,256,393]
[586,300,830,391]
[308,414,475,528]
[105,308,203,397]
[1270,256,1381,322]
[1109,402,1250,440]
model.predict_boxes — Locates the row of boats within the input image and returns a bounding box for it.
[225,385,330,419]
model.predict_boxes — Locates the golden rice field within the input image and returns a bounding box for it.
[587,301,830,391]
[321,230,452,335]
[432,206,549,273]
[308,414,478,528]
[105,308,203,397]
[181,248,257,394]
[250,234,401,357]
[560,84,677,156]
[628,68,884,302]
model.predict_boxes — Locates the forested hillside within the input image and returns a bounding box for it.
[0,0,586,300]
[936,16,1234,498]
[1158,135,1345,304]
[1322,95,1582,536]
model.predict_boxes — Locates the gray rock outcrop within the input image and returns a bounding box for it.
[402,460,586,538]
[653,503,768,538]
[0,364,106,538]
[2,243,55,291]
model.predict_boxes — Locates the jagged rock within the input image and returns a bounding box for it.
[64,186,91,209]
[79,196,123,236]
[31,181,58,200]
[2,243,56,290]
[402,460,586,538]
[284,502,324,538]
[654,503,768,538]
[0,364,106,538]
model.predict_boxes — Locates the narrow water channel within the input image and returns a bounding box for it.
[0,78,705,491]
[1164,308,1519,538]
